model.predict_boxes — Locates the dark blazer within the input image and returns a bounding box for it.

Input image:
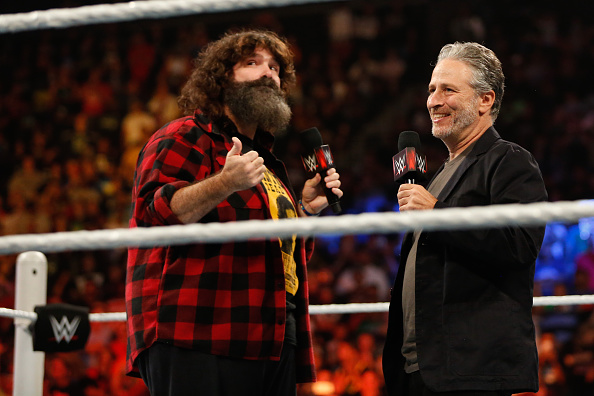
[382,127,548,394]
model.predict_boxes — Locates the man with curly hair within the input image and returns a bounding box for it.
[126,29,342,395]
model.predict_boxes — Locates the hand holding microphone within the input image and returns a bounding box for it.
[393,131,436,211]
[300,127,343,214]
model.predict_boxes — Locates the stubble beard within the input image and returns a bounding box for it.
[224,77,292,134]
[431,95,479,140]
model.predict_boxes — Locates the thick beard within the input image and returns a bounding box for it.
[431,95,479,140]
[224,77,292,134]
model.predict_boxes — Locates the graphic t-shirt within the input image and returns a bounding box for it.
[261,168,299,346]
[261,168,299,296]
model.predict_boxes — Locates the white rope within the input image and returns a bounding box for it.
[532,295,594,307]
[0,0,344,34]
[2,295,594,322]
[0,308,37,321]
[89,312,127,322]
[0,200,592,255]
[310,295,594,314]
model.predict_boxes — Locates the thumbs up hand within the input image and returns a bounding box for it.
[221,137,266,192]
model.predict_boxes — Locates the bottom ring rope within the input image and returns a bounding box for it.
[2,294,594,322]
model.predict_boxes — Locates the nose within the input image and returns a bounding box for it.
[262,64,281,87]
[427,91,443,110]
[262,65,274,78]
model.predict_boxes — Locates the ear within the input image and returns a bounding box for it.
[478,90,496,115]
[479,90,495,115]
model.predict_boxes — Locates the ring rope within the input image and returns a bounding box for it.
[2,295,594,323]
[0,200,592,255]
[0,0,344,34]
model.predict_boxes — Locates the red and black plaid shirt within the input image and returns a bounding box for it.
[125,110,316,383]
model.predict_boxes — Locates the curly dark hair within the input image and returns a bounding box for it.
[178,29,296,118]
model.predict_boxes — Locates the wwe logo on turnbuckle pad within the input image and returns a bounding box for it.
[50,315,81,343]
[33,303,90,352]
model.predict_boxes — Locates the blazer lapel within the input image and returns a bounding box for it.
[434,127,501,202]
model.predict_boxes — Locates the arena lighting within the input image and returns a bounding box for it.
[311,380,336,395]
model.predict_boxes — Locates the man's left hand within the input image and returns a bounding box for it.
[300,168,342,215]
[397,183,437,211]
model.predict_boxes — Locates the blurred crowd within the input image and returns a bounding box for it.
[0,1,593,395]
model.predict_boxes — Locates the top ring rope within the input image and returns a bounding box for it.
[0,200,593,255]
[0,0,344,34]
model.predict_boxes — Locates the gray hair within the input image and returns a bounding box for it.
[437,42,505,122]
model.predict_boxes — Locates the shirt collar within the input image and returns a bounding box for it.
[193,108,275,151]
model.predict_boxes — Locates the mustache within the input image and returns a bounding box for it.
[226,76,283,96]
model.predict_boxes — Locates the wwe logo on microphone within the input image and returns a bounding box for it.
[49,315,81,343]
[319,146,333,167]
[393,147,427,182]
[302,146,335,174]
[393,155,407,177]
[302,154,318,173]
[416,154,426,174]
[314,145,334,170]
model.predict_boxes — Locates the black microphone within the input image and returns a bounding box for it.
[393,131,427,184]
[300,127,342,214]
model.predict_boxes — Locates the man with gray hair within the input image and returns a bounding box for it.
[382,42,548,395]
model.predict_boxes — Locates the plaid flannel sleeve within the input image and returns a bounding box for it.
[132,124,212,227]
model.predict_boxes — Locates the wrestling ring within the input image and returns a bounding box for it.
[1,1,594,395]
[1,200,594,395]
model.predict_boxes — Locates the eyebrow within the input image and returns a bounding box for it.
[247,51,279,64]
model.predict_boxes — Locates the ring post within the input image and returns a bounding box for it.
[13,251,47,396]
